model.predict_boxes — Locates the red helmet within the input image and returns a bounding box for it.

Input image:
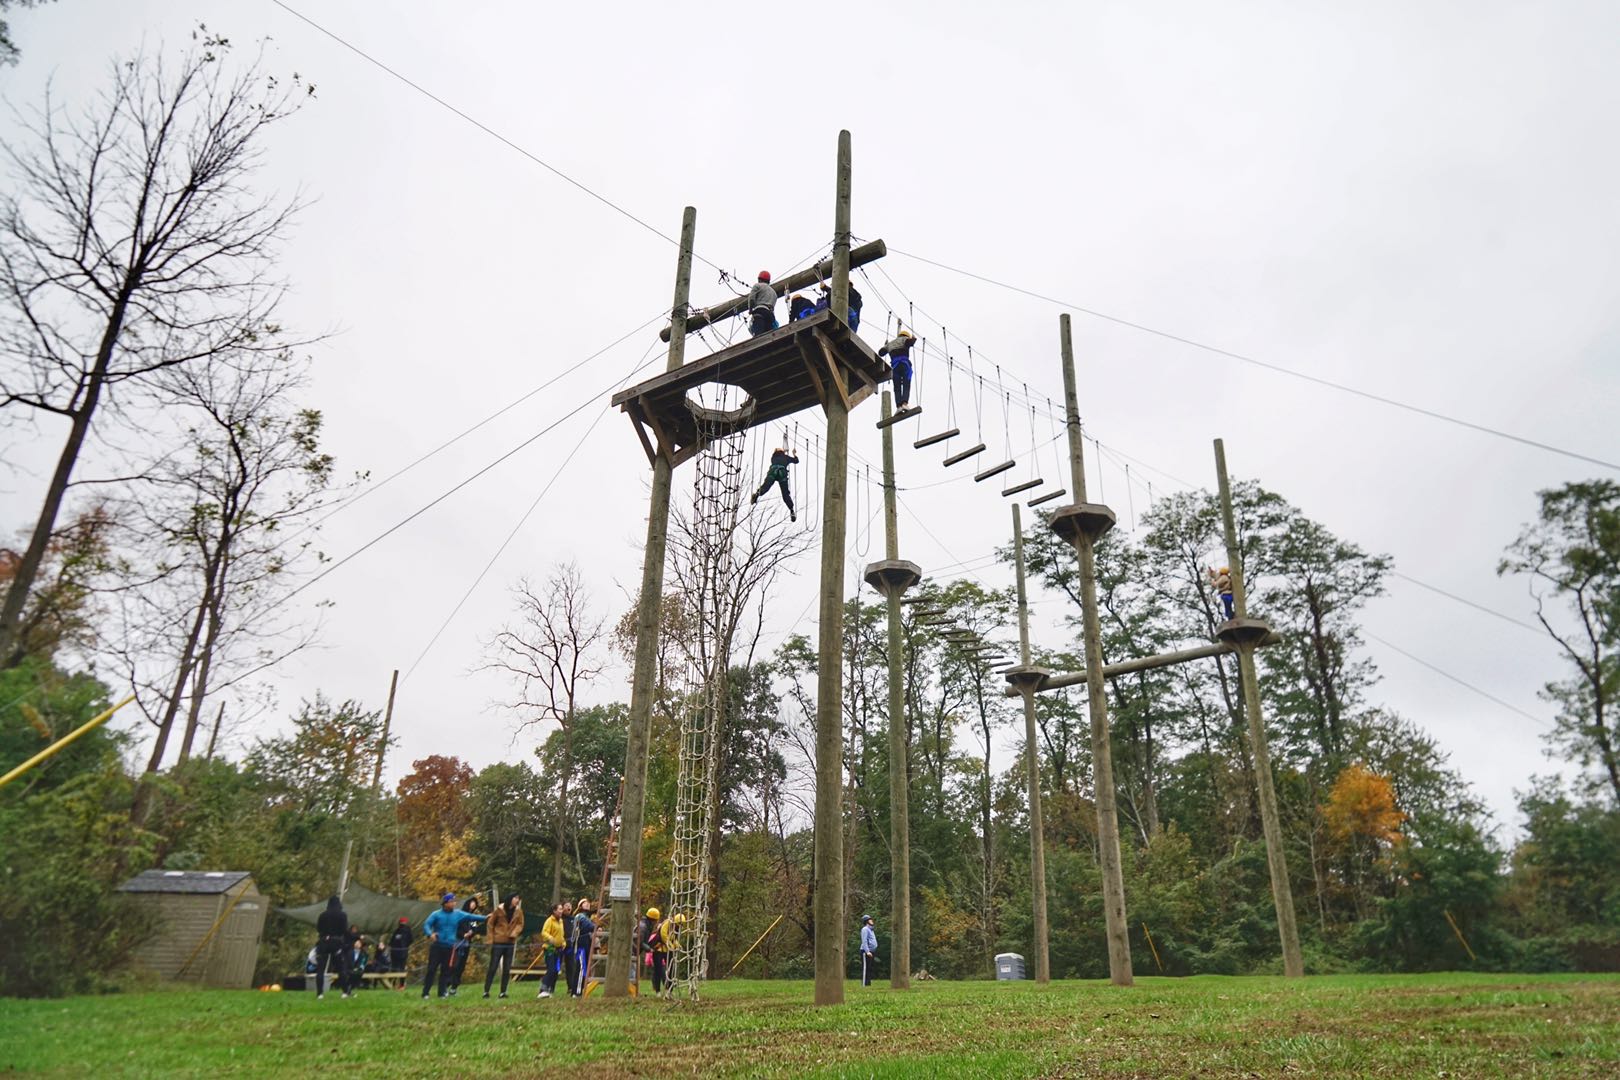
[758,270,771,283]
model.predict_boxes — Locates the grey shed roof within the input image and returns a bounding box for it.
[117,870,252,895]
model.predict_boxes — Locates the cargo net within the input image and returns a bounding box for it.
[666,383,753,1001]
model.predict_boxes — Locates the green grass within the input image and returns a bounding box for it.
[3,973,1619,1077]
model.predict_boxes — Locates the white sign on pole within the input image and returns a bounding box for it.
[609,871,633,901]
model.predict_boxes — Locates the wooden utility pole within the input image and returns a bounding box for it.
[1006,502,1051,984]
[371,669,399,793]
[1213,438,1304,978]
[864,391,920,990]
[607,206,697,998]
[812,130,854,1007]
[1050,313,1134,986]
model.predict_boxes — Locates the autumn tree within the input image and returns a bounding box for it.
[0,31,311,666]
[394,755,473,897]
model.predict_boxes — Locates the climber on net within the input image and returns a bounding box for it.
[878,327,919,411]
[745,271,778,337]
[751,446,801,521]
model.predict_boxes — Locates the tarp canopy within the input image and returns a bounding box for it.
[277,882,438,936]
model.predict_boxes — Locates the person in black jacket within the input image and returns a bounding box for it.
[388,917,412,976]
[313,896,354,999]
[750,448,800,520]
[447,896,482,996]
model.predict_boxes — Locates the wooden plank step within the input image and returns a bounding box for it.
[914,428,960,449]
[943,443,986,467]
[974,460,1016,482]
[876,405,922,430]
[1001,478,1042,497]
[1028,488,1067,507]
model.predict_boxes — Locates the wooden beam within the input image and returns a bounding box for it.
[661,239,888,341]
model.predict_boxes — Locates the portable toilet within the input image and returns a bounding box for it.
[995,952,1026,980]
[117,870,268,988]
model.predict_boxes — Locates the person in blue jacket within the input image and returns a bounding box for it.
[860,914,879,988]
[878,329,918,409]
[420,892,487,1000]
[571,898,596,998]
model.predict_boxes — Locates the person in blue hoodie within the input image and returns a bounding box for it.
[420,893,487,999]
[571,898,596,998]
[860,914,879,988]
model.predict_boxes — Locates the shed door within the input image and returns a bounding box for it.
[209,898,267,988]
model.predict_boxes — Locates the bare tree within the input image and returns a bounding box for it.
[0,30,312,666]
[484,562,606,905]
[104,347,339,778]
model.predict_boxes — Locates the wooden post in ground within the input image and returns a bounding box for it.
[864,391,920,990]
[1213,438,1304,978]
[371,669,399,793]
[813,130,854,1007]
[1051,313,1134,986]
[607,206,698,998]
[1007,502,1051,984]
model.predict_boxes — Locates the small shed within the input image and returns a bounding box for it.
[117,870,268,988]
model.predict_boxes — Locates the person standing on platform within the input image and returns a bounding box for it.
[746,271,778,336]
[751,447,800,521]
[313,896,353,1000]
[789,293,815,322]
[484,894,523,999]
[878,328,918,409]
[571,899,596,998]
[860,914,879,988]
[389,917,413,977]
[538,901,568,999]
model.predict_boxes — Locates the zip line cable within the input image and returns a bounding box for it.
[1366,633,1542,724]
[270,1,730,275]
[885,246,1619,473]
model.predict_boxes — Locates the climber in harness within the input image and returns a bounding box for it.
[751,447,801,521]
[746,271,778,336]
[788,293,815,322]
[813,281,862,331]
[879,328,918,409]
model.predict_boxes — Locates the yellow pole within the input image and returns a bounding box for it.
[0,693,136,789]
[728,914,786,977]
[1141,923,1164,973]
[1443,909,1478,963]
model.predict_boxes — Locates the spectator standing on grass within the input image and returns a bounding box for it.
[572,898,596,998]
[860,914,878,988]
[447,896,483,996]
[484,894,524,999]
[313,896,354,1000]
[420,893,486,1000]
[389,917,412,975]
[538,901,569,999]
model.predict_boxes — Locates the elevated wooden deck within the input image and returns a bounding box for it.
[612,309,891,467]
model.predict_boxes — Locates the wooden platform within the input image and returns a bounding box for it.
[612,309,891,468]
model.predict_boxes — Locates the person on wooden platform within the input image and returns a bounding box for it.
[751,448,801,521]
[789,293,815,322]
[813,281,863,331]
[878,328,918,408]
[746,271,778,336]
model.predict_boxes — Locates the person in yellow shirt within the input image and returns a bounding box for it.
[653,912,686,996]
[536,901,569,1000]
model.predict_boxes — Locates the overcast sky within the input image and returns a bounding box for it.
[4,1,1617,837]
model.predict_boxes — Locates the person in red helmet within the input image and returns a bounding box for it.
[746,270,778,336]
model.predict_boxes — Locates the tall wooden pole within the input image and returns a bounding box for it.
[1213,438,1304,978]
[870,391,916,989]
[1010,503,1051,983]
[1054,313,1134,986]
[813,130,853,1006]
[371,669,399,793]
[607,206,697,997]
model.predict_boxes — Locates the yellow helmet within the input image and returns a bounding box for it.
[646,907,660,920]
[673,913,687,925]
[1219,566,1230,574]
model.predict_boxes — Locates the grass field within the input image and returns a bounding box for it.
[2,973,1618,1077]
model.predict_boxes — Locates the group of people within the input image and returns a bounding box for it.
[744,271,863,337]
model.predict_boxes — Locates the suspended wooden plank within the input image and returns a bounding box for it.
[914,427,960,449]
[875,405,922,430]
[974,460,1016,482]
[1028,488,1067,507]
[1001,478,1042,497]
[942,443,986,467]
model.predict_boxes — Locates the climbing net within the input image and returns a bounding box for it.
[666,383,753,1000]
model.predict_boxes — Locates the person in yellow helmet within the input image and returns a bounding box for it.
[642,907,668,994]
[653,912,685,995]
[1207,565,1234,620]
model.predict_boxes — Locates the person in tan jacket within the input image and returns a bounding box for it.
[482,895,524,998]
[1207,566,1235,621]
